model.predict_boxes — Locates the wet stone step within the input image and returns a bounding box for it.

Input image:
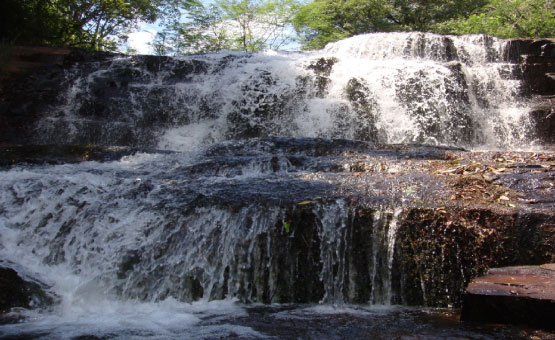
[461,264,555,330]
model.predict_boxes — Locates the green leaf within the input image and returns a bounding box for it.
[283,221,291,233]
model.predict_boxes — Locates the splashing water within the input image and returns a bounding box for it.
[33,32,537,151]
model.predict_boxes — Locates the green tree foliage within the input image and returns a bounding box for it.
[436,0,555,38]
[0,0,60,46]
[293,0,395,50]
[165,0,299,54]
[388,0,488,31]
[293,0,490,49]
[0,0,190,51]
[163,1,234,54]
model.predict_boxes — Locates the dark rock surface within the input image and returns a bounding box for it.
[461,264,555,330]
[0,144,172,167]
[0,38,554,314]
[529,96,555,146]
[0,47,116,146]
[128,139,555,306]
[0,47,209,147]
[505,38,555,146]
[0,267,53,318]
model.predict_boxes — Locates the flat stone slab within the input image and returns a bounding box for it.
[461,265,555,330]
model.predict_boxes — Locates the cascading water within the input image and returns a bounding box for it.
[1,32,552,340]
[32,32,536,151]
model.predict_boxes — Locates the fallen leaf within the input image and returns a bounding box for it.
[499,195,510,201]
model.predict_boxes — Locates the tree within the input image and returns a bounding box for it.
[167,0,299,54]
[152,31,175,55]
[436,0,555,38]
[0,0,192,51]
[166,1,234,54]
[387,0,488,31]
[218,0,299,52]
[293,0,489,50]
[0,0,63,46]
[293,0,394,50]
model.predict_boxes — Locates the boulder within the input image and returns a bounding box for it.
[461,264,555,330]
[529,96,555,145]
[0,266,54,322]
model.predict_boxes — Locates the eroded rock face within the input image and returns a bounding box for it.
[0,37,553,313]
[529,96,555,146]
[0,48,211,147]
[0,144,169,167]
[0,267,53,316]
[506,39,555,146]
[461,265,555,330]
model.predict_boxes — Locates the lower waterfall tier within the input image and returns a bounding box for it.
[1,138,553,311]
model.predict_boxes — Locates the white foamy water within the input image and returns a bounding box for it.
[0,298,257,340]
[32,32,539,151]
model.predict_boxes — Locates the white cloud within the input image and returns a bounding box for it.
[127,29,157,55]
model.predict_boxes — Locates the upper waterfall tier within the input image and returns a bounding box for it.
[2,32,553,151]
[323,33,506,63]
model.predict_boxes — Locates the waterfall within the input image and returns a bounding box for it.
[0,165,404,305]
[31,32,535,151]
[1,32,552,339]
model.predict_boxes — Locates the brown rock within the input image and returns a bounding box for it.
[461,265,555,330]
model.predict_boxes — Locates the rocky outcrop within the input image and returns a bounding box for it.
[0,38,553,313]
[529,95,555,146]
[1,38,553,148]
[0,144,172,167]
[0,47,116,146]
[0,46,72,76]
[0,266,54,321]
[0,47,210,147]
[506,38,555,146]
[461,264,555,330]
[509,39,555,96]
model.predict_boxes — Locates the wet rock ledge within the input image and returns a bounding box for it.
[461,264,555,330]
[0,266,54,324]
